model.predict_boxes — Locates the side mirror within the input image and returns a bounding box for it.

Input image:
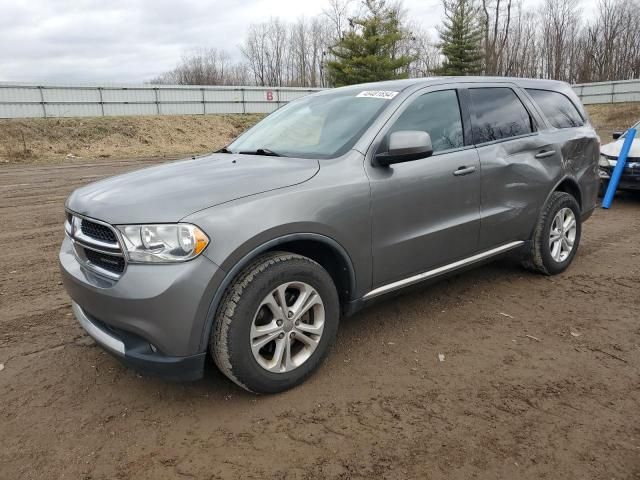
[612,131,623,140]
[374,130,433,167]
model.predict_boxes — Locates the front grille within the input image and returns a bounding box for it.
[81,219,118,243]
[67,213,126,278]
[84,249,125,274]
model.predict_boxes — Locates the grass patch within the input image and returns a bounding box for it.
[0,114,263,164]
[586,103,640,141]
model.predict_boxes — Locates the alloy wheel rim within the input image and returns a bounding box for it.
[549,207,576,263]
[250,281,325,373]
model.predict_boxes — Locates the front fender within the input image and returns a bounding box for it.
[196,232,357,352]
[181,154,372,352]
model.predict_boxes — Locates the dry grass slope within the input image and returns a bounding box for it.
[586,102,640,141]
[0,102,638,164]
[0,114,263,163]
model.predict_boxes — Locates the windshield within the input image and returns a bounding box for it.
[227,89,396,159]
[621,120,640,138]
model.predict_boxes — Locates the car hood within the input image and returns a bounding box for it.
[66,153,320,224]
[601,137,640,160]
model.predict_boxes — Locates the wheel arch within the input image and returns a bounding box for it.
[527,176,583,243]
[552,176,583,210]
[198,233,356,352]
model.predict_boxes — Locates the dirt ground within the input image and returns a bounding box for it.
[1,158,639,480]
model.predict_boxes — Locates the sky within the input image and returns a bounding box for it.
[0,0,596,84]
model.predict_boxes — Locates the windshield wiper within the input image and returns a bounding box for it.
[238,148,284,157]
[216,147,232,153]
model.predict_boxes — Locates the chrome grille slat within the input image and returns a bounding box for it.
[65,212,127,279]
[81,219,118,243]
[74,229,120,251]
[71,237,124,257]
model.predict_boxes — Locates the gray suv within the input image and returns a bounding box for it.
[60,77,599,393]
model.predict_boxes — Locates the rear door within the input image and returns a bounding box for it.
[463,84,564,250]
[524,87,600,211]
[366,86,481,288]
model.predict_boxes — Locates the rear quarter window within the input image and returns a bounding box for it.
[469,87,533,144]
[526,89,584,129]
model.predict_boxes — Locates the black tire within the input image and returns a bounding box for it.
[522,191,582,275]
[210,251,340,394]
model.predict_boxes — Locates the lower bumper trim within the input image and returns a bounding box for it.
[119,350,206,382]
[72,301,206,382]
[73,301,125,355]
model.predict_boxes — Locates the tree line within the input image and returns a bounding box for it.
[150,0,640,87]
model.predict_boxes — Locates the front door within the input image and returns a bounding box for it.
[366,88,481,289]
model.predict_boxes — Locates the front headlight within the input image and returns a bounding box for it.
[599,154,611,167]
[117,223,209,263]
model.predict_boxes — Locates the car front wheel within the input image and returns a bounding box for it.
[210,251,340,393]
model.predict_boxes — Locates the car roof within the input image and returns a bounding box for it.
[330,76,570,93]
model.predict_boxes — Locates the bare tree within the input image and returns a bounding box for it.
[286,17,332,87]
[481,0,512,75]
[241,18,292,86]
[539,0,582,82]
[323,0,354,40]
[241,23,269,86]
[577,0,640,82]
[151,0,640,87]
[501,3,540,77]
[150,48,247,85]
[400,22,441,77]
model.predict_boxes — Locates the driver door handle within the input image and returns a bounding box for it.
[453,165,477,176]
[535,150,556,159]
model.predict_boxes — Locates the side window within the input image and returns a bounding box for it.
[526,89,584,129]
[389,90,464,153]
[469,87,533,144]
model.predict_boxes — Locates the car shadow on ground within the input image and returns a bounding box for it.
[121,193,640,397]
[141,256,528,397]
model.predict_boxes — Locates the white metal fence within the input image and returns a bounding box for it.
[0,79,638,119]
[0,83,323,118]
[572,79,640,105]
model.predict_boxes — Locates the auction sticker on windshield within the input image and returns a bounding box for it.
[356,90,399,99]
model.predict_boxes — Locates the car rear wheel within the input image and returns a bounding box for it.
[522,191,582,275]
[210,251,339,393]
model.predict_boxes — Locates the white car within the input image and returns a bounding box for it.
[599,120,640,194]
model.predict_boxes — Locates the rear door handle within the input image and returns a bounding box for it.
[453,166,476,176]
[535,150,556,159]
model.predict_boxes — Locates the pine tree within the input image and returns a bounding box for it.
[437,0,484,76]
[326,0,413,86]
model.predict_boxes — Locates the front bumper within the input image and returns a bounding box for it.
[71,301,206,381]
[60,235,225,381]
[599,159,640,190]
